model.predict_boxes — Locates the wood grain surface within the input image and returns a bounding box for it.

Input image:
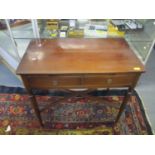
[16,38,144,74]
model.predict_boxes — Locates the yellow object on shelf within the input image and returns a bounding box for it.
[46,20,59,30]
[50,30,58,38]
[47,24,59,30]
[47,19,59,22]
[108,24,125,37]
[68,29,84,38]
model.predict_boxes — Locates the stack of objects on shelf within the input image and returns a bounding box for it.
[68,29,84,38]
[111,19,143,31]
[67,19,84,38]
[59,20,69,38]
[46,19,59,38]
[58,19,84,38]
[84,19,108,38]
[44,19,143,39]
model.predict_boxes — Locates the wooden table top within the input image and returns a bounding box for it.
[16,38,145,74]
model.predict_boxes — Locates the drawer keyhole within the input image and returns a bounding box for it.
[52,80,58,86]
[107,78,112,84]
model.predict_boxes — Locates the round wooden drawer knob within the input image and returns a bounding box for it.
[52,80,58,86]
[107,78,112,84]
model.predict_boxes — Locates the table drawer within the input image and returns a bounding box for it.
[27,75,81,89]
[26,73,137,89]
[83,74,136,87]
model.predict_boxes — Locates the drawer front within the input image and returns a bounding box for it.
[83,74,136,87]
[25,73,137,89]
[27,75,81,89]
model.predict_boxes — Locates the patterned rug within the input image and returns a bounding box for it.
[0,86,152,135]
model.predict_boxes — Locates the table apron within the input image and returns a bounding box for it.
[23,73,140,89]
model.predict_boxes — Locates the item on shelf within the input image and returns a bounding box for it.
[84,24,107,38]
[125,20,137,29]
[125,20,143,30]
[84,30,107,38]
[89,20,108,30]
[59,20,69,30]
[46,20,59,30]
[69,19,76,28]
[68,29,84,38]
[59,31,67,38]
[137,23,143,29]
[77,19,89,29]
[111,19,143,31]
[49,30,58,38]
[108,23,125,37]
[83,20,109,38]
[111,20,129,31]
[90,19,108,29]
[111,19,125,26]
[60,25,68,31]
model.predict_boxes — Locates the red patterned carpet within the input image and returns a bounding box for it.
[0,86,152,135]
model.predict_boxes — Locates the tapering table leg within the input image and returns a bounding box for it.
[113,87,132,128]
[21,76,44,127]
[29,95,44,127]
